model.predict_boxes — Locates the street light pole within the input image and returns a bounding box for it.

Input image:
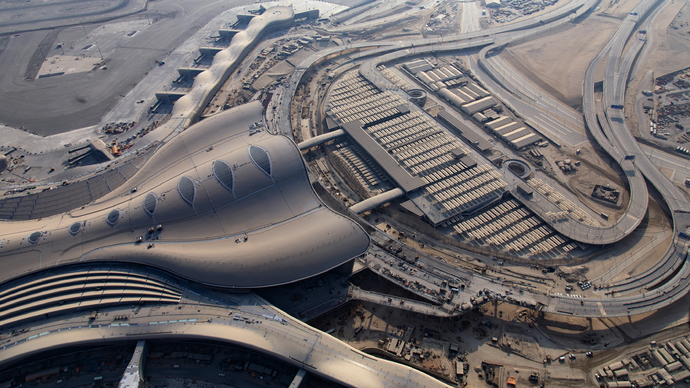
[95,42,104,60]
[80,20,88,39]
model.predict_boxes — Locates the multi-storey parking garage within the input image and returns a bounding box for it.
[326,71,508,226]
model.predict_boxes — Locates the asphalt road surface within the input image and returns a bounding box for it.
[0,0,254,135]
[0,0,145,35]
[0,0,363,136]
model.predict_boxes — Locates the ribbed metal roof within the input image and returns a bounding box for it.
[213,160,235,191]
[143,193,158,216]
[178,176,196,205]
[249,146,272,176]
[69,222,81,235]
[106,209,120,225]
[28,231,41,244]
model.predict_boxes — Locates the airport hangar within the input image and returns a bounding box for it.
[0,101,370,329]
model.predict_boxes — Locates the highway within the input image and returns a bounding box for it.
[642,144,690,186]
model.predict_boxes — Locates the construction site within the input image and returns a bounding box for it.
[2,0,690,388]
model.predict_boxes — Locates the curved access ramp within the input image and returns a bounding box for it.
[0,291,452,388]
[469,0,649,245]
[590,0,690,289]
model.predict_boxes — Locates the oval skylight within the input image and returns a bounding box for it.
[213,160,235,192]
[106,209,120,226]
[249,145,271,176]
[143,193,158,216]
[28,231,42,244]
[69,222,82,235]
[178,176,196,205]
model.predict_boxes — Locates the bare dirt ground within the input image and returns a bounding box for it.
[626,1,690,134]
[309,267,690,385]
[310,299,589,386]
[499,15,619,110]
[37,55,103,76]
[562,195,672,285]
[535,142,630,225]
[487,0,576,30]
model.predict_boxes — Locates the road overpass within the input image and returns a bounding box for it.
[0,281,453,388]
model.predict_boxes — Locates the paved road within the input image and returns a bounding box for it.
[642,144,690,186]
[460,1,482,34]
[0,289,454,388]
[0,0,146,35]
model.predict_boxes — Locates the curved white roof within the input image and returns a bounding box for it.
[0,101,370,288]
